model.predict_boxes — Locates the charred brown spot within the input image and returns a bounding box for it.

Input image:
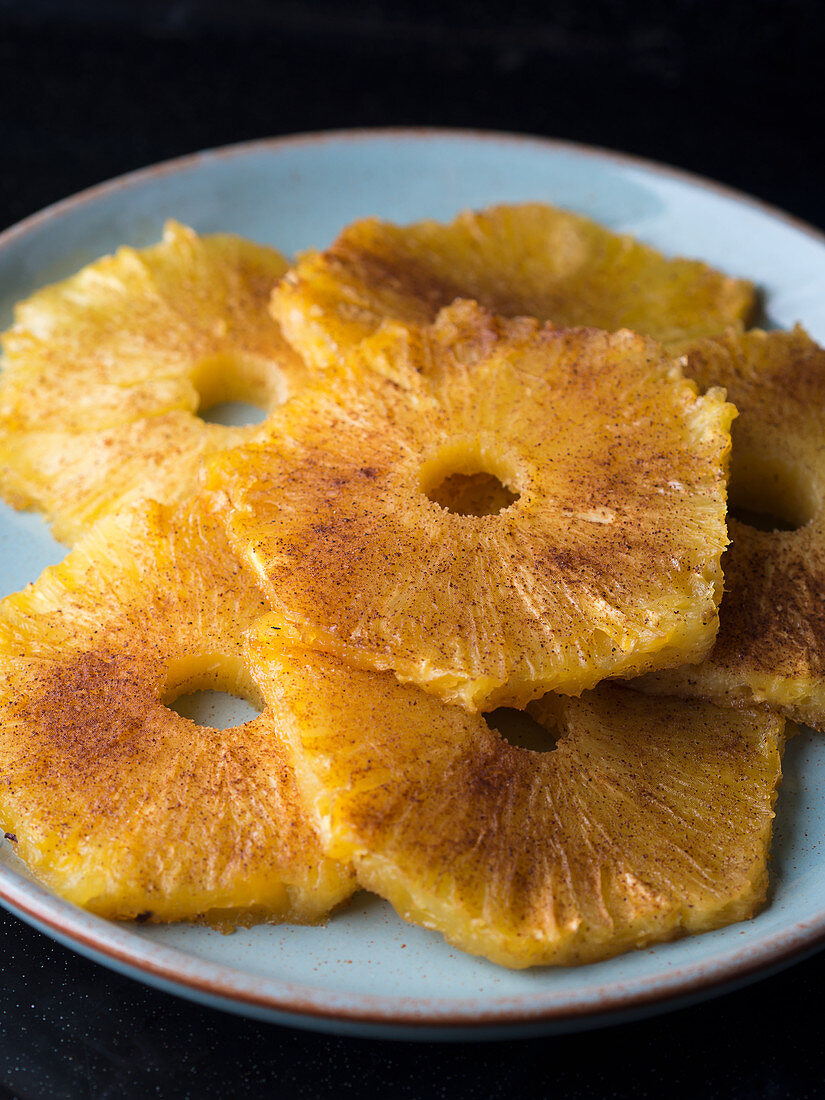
[13,650,155,779]
[716,532,825,677]
[332,241,464,319]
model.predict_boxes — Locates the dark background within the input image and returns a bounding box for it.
[1,1,825,1096]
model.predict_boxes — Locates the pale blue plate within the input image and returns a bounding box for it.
[1,129,825,1040]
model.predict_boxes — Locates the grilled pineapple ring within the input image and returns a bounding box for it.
[206,301,736,711]
[0,499,354,923]
[0,221,310,543]
[272,202,756,370]
[248,633,786,969]
[637,327,825,730]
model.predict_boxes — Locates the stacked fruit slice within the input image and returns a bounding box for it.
[272,203,756,368]
[634,327,825,730]
[205,299,735,709]
[0,204,802,968]
[0,221,310,542]
[249,634,784,968]
[0,498,354,923]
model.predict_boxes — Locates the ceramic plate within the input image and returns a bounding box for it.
[2,129,825,1041]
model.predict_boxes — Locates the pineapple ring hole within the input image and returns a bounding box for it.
[169,690,261,730]
[199,400,268,427]
[727,453,818,532]
[421,445,520,517]
[162,654,264,731]
[485,707,560,753]
[192,352,286,425]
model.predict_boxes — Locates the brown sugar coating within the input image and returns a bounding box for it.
[205,300,735,711]
[636,327,825,730]
[0,221,310,543]
[272,202,756,369]
[0,497,354,923]
[247,633,786,968]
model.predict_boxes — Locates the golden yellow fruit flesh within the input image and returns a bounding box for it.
[636,327,825,730]
[0,499,354,923]
[205,301,736,711]
[272,202,756,370]
[0,221,309,542]
[247,630,786,969]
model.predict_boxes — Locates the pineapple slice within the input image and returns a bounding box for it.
[247,629,787,969]
[272,202,756,370]
[205,301,736,711]
[636,327,825,730]
[0,498,354,923]
[1,413,253,546]
[0,221,310,542]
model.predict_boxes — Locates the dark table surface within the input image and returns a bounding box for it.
[2,2,825,1096]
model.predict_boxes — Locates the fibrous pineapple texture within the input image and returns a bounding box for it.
[0,499,353,923]
[206,301,736,711]
[247,631,786,969]
[636,327,825,730]
[272,202,756,369]
[0,221,309,542]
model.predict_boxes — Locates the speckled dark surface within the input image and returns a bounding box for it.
[5,908,825,1098]
[1,1,825,1095]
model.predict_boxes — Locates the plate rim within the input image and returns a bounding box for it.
[2,126,824,253]
[2,125,825,1034]
[4,864,825,1031]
